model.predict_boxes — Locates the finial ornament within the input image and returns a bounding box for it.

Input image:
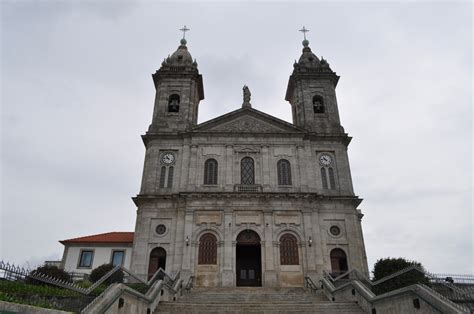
[179,25,190,45]
[299,26,309,40]
[242,85,251,108]
[180,25,190,39]
[299,26,310,47]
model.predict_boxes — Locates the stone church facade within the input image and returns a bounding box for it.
[130,35,369,288]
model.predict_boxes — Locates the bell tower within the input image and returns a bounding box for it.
[149,27,204,133]
[285,28,343,134]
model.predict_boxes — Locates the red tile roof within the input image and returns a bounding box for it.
[60,232,134,245]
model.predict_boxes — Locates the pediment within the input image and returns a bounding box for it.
[192,108,304,134]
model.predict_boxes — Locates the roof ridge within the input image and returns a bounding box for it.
[59,231,134,245]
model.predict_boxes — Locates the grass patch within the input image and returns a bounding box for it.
[0,292,56,309]
[0,280,81,297]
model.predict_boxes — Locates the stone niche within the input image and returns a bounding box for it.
[195,211,222,226]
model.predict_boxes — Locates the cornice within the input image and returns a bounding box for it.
[141,131,352,147]
[132,192,362,207]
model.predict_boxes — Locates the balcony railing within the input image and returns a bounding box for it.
[234,184,263,193]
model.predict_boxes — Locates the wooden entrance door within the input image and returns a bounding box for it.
[236,230,262,287]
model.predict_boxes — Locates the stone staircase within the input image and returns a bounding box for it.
[156,287,364,313]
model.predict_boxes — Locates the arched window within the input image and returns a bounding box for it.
[330,248,348,276]
[167,166,174,188]
[204,159,218,185]
[328,167,336,190]
[148,247,166,280]
[280,234,299,265]
[168,94,180,112]
[241,157,255,185]
[277,159,292,185]
[159,166,166,188]
[198,233,217,265]
[313,95,324,113]
[321,167,328,189]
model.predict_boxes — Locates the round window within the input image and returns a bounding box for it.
[330,226,341,236]
[156,224,167,235]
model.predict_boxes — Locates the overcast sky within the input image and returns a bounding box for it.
[1,1,472,274]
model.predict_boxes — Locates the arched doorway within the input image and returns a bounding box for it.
[148,247,166,280]
[330,248,348,276]
[236,230,261,286]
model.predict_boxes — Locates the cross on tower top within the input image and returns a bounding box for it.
[299,26,309,40]
[180,25,190,39]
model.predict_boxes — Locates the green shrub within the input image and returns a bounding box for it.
[89,264,123,285]
[372,257,430,294]
[26,265,71,285]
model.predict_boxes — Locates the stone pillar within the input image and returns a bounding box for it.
[263,210,277,286]
[188,145,198,189]
[311,208,325,280]
[180,144,191,189]
[302,208,316,279]
[221,209,234,286]
[305,144,316,193]
[262,145,270,191]
[297,145,309,192]
[225,145,233,191]
[181,209,194,278]
[173,205,185,271]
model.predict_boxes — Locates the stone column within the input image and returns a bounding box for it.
[311,207,325,281]
[263,210,277,286]
[221,209,234,286]
[188,145,198,189]
[297,145,309,192]
[262,145,270,190]
[302,207,316,279]
[180,144,191,189]
[225,145,233,191]
[181,209,194,278]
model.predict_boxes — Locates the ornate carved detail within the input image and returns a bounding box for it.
[213,117,284,133]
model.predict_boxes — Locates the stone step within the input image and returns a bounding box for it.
[156,288,364,313]
[156,302,363,314]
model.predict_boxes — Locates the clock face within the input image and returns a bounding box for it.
[319,154,332,166]
[161,153,175,165]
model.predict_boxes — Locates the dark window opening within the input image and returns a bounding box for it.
[148,247,166,280]
[328,167,336,190]
[280,234,299,265]
[198,233,217,264]
[168,94,180,113]
[204,159,218,185]
[277,159,292,185]
[167,166,174,188]
[330,248,348,276]
[321,167,328,189]
[313,95,325,113]
[241,157,255,185]
[159,166,166,188]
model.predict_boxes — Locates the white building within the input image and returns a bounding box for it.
[59,232,134,277]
